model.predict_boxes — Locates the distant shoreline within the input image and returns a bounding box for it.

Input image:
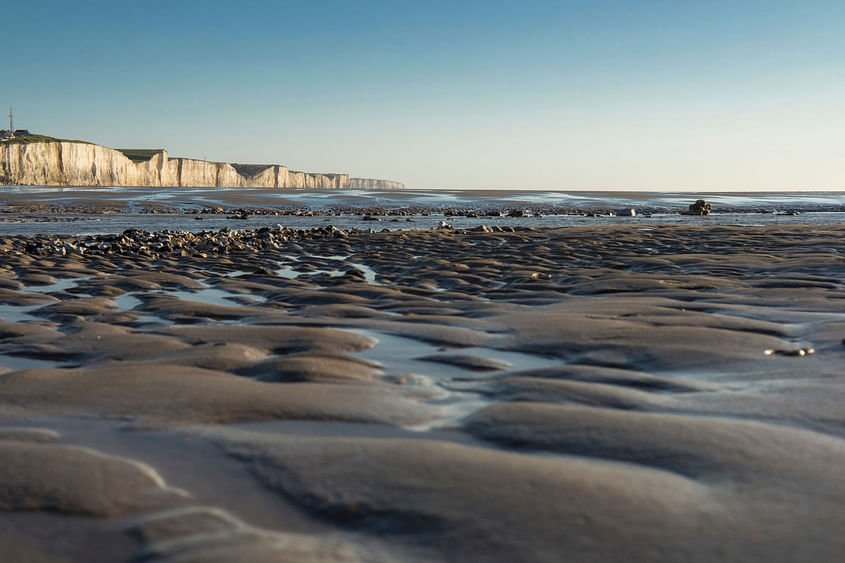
[0,136,404,190]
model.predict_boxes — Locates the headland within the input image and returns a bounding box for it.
[0,134,404,190]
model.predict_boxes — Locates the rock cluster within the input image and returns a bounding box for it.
[683,199,712,215]
[9,223,544,259]
[17,226,359,258]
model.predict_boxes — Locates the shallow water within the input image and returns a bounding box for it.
[3,185,845,208]
[351,329,563,431]
[0,354,67,371]
[0,303,44,323]
[277,255,380,284]
[0,186,843,235]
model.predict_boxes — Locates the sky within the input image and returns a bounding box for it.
[6,0,845,190]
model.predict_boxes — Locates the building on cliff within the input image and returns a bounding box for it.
[1,107,17,139]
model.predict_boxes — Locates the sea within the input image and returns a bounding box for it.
[0,186,843,236]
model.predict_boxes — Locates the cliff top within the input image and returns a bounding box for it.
[1,133,92,145]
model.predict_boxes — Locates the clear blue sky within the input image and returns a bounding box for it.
[6,0,845,189]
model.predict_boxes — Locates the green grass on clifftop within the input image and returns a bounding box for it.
[1,133,93,145]
[116,148,166,163]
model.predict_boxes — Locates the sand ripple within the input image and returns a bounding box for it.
[0,223,842,561]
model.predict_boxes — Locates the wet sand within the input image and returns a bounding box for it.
[0,223,843,561]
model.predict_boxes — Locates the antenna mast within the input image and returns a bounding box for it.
[8,107,12,133]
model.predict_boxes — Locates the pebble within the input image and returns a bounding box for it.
[17,226,363,259]
[764,347,815,357]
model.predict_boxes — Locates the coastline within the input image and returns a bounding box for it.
[0,222,843,561]
[0,140,405,191]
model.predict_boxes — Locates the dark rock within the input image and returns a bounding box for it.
[683,200,712,216]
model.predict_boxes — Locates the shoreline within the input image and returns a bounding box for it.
[2,199,844,217]
[0,223,843,561]
[2,186,844,217]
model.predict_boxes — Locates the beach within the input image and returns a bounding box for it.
[7,0,845,556]
[0,219,842,561]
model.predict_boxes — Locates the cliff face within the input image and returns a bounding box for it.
[0,141,402,190]
[348,177,405,191]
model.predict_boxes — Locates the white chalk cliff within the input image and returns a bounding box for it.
[348,177,405,191]
[0,141,404,190]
